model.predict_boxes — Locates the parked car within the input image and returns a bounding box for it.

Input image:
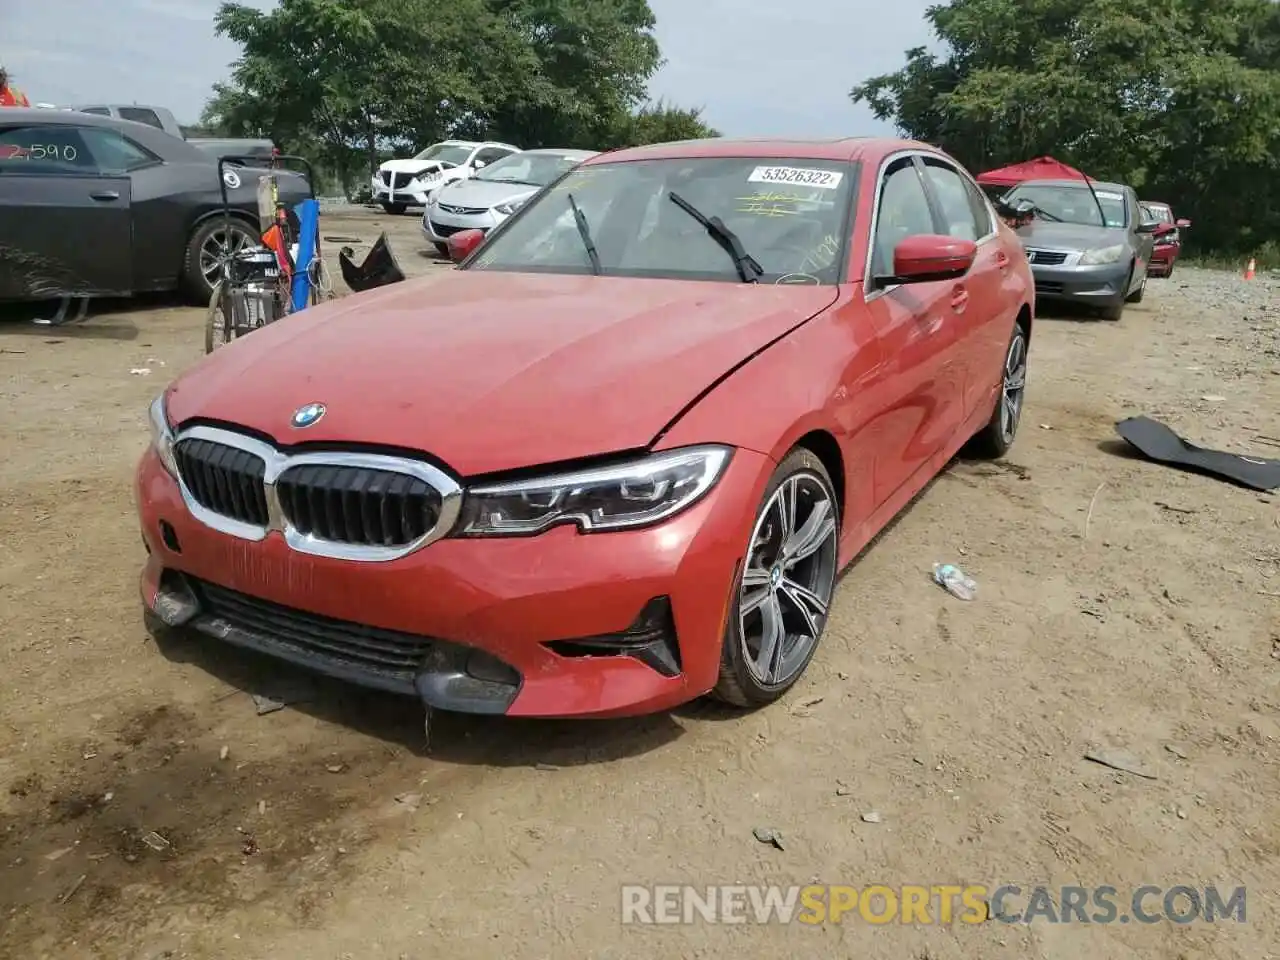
[136,137,1034,720]
[422,147,598,255]
[74,104,275,163]
[999,178,1157,320]
[0,108,309,304]
[372,139,521,214]
[1140,201,1191,278]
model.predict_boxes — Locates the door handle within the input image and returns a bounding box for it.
[90,190,120,201]
[950,285,969,313]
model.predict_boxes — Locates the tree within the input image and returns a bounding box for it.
[851,0,1280,254]
[203,0,709,195]
[608,100,720,147]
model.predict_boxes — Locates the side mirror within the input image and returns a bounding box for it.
[1135,220,1158,234]
[1175,218,1191,228]
[449,228,486,263]
[472,159,487,170]
[885,234,977,284]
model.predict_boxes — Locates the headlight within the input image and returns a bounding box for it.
[493,197,530,216]
[148,393,179,478]
[1079,244,1126,265]
[457,445,732,536]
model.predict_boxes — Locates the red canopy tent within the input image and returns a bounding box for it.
[976,156,1093,188]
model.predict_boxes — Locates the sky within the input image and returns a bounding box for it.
[2,0,936,138]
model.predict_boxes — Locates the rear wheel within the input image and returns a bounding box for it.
[712,449,839,708]
[381,202,407,215]
[969,319,1028,458]
[183,217,256,305]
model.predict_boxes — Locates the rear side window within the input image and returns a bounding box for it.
[0,125,94,174]
[118,107,163,129]
[79,107,111,117]
[80,128,161,173]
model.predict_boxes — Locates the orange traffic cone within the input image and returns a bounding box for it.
[1244,258,1256,280]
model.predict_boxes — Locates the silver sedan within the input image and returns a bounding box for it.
[422,148,598,256]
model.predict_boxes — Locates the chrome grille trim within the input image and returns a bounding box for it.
[171,425,463,563]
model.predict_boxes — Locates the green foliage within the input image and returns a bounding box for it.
[202,0,717,195]
[851,0,1280,255]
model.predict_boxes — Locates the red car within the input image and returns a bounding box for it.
[137,138,1035,720]
[1141,201,1191,277]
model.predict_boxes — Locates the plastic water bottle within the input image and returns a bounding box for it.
[933,563,977,601]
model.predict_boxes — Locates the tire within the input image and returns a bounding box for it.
[1125,269,1146,303]
[1099,298,1125,321]
[183,217,256,305]
[1164,260,1174,279]
[712,449,840,708]
[381,202,408,215]
[969,319,1028,459]
[434,242,450,257]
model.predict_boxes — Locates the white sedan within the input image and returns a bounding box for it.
[372,140,521,214]
[422,148,598,255]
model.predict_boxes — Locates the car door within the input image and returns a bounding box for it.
[917,156,1009,421]
[857,154,965,508]
[0,122,133,299]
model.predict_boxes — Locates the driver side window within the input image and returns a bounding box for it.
[870,157,935,279]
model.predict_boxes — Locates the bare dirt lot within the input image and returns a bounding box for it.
[2,209,1278,960]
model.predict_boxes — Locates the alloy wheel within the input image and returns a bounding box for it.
[200,225,253,287]
[738,473,838,686]
[1000,330,1028,443]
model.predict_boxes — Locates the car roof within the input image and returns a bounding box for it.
[437,139,521,150]
[581,136,942,166]
[1016,178,1129,193]
[0,107,206,160]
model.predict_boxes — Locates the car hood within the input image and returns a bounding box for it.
[166,272,837,476]
[434,178,540,210]
[1015,221,1128,251]
[380,158,459,176]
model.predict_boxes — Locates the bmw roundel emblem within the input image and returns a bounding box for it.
[291,402,326,428]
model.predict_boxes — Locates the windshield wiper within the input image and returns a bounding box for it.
[567,193,601,275]
[667,191,763,283]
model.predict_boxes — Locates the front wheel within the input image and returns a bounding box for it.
[434,242,450,257]
[712,449,840,708]
[381,202,408,215]
[969,320,1028,458]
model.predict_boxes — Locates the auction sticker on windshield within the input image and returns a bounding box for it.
[748,166,844,189]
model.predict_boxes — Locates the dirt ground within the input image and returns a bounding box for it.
[2,209,1278,960]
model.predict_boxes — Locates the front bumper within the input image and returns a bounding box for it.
[1149,243,1179,273]
[1029,259,1131,306]
[135,446,771,718]
[422,205,504,243]
[371,175,437,208]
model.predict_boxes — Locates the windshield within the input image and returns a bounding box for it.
[1004,183,1128,228]
[412,143,473,166]
[1142,203,1172,223]
[465,157,855,283]
[477,152,583,187]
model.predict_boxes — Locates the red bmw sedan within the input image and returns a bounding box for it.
[136,138,1035,719]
